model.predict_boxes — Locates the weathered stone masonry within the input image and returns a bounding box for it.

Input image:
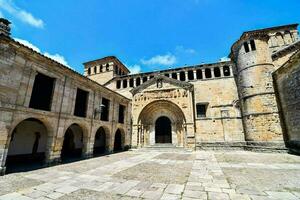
[0,18,300,175]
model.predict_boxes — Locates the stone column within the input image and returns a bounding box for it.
[82,138,93,158]
[177,72,180,81]
[185,71,189,81]
[220,66,224,77]
[202,70,206,79]
[193,70,197,80]
[211,68,215,78]
[133,78,137,88]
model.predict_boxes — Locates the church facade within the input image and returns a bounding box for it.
[0,17,300,175]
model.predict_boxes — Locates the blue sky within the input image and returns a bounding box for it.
[0,0,299,74]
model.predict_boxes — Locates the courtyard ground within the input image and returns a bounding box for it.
[0,149,300,200]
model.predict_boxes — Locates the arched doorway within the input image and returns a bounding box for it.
[155,116,172,143]
[61,124,83,162]
[6,118,48,173]
[93,127,107,155]
[137,100,186,147]
[114,129,123,152]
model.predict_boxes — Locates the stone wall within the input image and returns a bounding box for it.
[0,36,131,175]
[273,51,300,154]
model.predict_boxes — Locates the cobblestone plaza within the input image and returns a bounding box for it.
[0,149,300,200]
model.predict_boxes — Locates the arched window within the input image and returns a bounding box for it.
[94,66,97,74]
[116,80,121,89]
[136,77,141,86]
[205,68,212,78]
[172,72,177,79]
[129,78,134,87]
[214,67,221,77]
[106,63,109,71]
[142,76,148,83]
[188,70,194,80]
[123,79,127,88]
[196,69,202,79]
[223,66,230,76]
[180,71,185,81]
[164,73,169,77]
[100,65,103,72]
[87,68,91,75]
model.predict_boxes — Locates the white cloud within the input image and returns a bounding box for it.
[141,54,177,66]
[14,38,41,52]
[175,46,196,54]
[14,37,72,68]
[0,0,44,28]
[44,52,70,67]
[219,57,231,62]
[127,64,141,74]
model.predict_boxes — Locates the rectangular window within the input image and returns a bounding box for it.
[196,103,208,118]
[118,104,125,123]
[100,98,110,121]
[29,73,55,111]
[244,42,250,53]
[74,88,89,117]
[250,40,256,51]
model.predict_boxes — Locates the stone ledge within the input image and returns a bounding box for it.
[196,141,288,153]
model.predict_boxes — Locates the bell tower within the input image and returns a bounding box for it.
[231,31,284,148]
[83,56,130,85]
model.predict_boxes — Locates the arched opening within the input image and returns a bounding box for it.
[6,118,48,173]
[61,124,84,162]
[137,100,186,147]
[114,129,123,152]
[155,116,172,144]
[93,127,107,155]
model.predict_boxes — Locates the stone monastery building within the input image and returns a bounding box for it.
[0,18,300,175]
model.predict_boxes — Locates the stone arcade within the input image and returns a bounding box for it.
[0,17,300,175]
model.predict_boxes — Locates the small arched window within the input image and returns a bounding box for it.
[223,66,230,76]
[87,68,91,75]
[136,77,141,86]
[106,63,109,71]
[94,66,97,74]
[172,72,177,79]
[129,78,134,87]
[205,68,212,78]
[142,76,148,83]
[123,79,127,88]
[188,70,194,80]
[214,67,221,77]
[180,71,185,81]
[116,80,121,89]
[196,69,202,79]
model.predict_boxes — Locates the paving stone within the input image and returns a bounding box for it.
[141,189,163,199]
[208,192,230,200]
[265,191,298,200]
[55,186,78,194]
[0,193,33,200]
[183,190,207,199]
[160,193,181,200]
[125,189,143,197]
[164,184,184,195]
[46,192,65,199]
